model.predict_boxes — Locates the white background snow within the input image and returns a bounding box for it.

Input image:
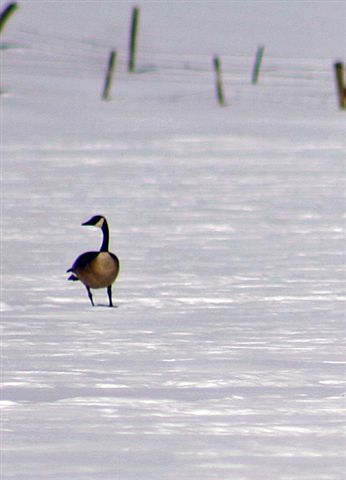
[1,0,346,479]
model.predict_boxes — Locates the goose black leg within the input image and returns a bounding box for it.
[86,286,94,306]
[107,285,113,307]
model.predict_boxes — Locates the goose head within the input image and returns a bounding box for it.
[82,215,106,228]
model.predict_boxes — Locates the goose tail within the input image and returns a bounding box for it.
[68,274,79,281]
[67,268,79,281]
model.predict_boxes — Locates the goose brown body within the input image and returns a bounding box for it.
[73,251,119,289]
[67,215,120,307]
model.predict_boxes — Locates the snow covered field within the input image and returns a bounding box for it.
[1,1,346,479]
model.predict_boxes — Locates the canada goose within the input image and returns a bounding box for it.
[67,215,120,307]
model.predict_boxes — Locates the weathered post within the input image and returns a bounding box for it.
[0,2,18,34]
[213,56,226,106]
[128,6,140,73]
[102,50,117,100]
[251,45,265,84]
[334,62,346,110]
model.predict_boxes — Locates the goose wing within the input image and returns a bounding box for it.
[67,251,99,274]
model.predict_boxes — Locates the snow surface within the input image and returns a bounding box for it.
[1,1,346,479]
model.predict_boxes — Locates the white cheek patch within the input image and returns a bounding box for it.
[94,218,104,228]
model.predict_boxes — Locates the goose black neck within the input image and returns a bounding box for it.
[100,220,110,252]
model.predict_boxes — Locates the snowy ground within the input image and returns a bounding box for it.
[1,1,346,479]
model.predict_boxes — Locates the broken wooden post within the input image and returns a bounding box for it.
[128,6,140,73]
[251,45,265,84]
[334,62,346,110]
[0,2,18,34]
[213,56,226,106]
[102,50,117,100]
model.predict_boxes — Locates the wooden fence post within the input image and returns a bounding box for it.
[102,50,117,100]
[213,56,226,106]
[251,45,265,84]
[0,2,18,34]
[334,62,346,109]
[128,6,140,73]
